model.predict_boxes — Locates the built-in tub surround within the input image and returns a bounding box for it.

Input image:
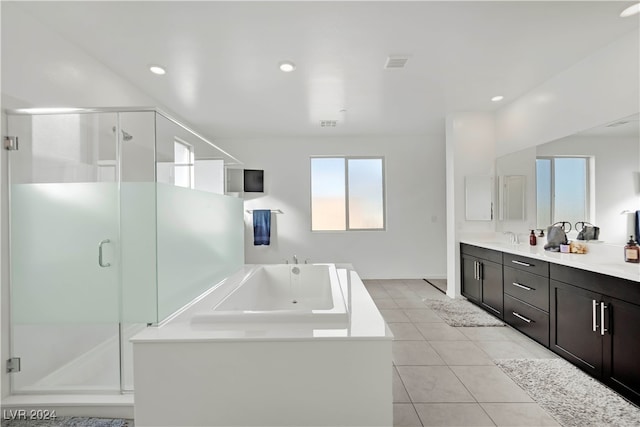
[131,264,392,427]
[460,234,640,282]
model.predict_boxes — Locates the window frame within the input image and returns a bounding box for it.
[310,155,386,232]
[536,155,592,227]
[174,137,195,189]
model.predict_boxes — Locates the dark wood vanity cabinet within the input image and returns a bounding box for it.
[550,264,640,405]
[503,254,550,346]
[460,242,640,405]
[461,244,503,318]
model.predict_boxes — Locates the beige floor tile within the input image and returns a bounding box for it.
[393,367,411,403]
[375,298,400,309]
[474,340,538,359]
[393,298,428,308]
[389,323,425,340]
[393,403,422,426]
[430,341,494,365]
[415,323,469,341]
[404,309,443,323]
[480,403,560,426]
[397,366,475,403]
[368,288,392,299]
[380,309,412,323]
[393,341,445,366]
[414,403,496,426]
[515,338,560,359]
[450,366,533,403]
[457,327,519,341]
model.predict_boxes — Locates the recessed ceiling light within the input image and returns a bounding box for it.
[279,61,296,72]
[149,65,166,75]
[491,95,504,102]
[620,3,640,17]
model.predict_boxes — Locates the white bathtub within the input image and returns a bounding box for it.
[132,264,392,427]
[190,263,348,324]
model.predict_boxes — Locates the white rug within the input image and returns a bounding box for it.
[496,358,640,427]
[422,297,505,327]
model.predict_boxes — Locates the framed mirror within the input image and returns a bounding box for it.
[465,175,493,221]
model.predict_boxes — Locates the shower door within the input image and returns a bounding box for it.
[7,112,122,393]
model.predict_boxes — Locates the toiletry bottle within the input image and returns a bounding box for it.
[529,230,537,246]
[624,236,639,263]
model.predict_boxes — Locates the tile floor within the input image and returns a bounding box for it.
[363,279,561,427]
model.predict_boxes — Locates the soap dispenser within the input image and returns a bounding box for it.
[529,230,537,246]
[624,236,639,263]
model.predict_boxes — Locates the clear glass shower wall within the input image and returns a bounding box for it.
[6,108,243,394]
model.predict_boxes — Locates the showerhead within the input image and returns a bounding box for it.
[112,126,133,141]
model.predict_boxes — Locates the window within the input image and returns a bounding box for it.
[536,156,591,228]
[311,157,385,231]
[174,139,194,188]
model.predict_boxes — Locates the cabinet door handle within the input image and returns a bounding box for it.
[512,312,532,323]
[600,302,608,336]
[98,239,111,268]
[512,282,533,291]
[478,262,483,281]
[474,261,479,280]
[592,299,599,332]
[511,260,532,267]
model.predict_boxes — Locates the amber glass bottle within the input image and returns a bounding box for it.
[624,236,639,263]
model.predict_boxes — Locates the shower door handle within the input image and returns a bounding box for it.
[98,239,111,267]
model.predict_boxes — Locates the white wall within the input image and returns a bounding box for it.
[495,29,639,157]
[445,113,496,298]
[216,136,447,280]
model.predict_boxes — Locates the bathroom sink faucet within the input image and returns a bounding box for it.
[293,255,298,264]
[503,231,519,244]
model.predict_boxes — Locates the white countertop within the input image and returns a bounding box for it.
[131,265,392,343]
[460,236,640,282]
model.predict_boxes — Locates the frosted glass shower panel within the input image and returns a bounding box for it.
[156,184,244,321]
[11,183,119,323]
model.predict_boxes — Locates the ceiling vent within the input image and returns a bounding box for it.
[384,55,410,69]
[320,120,338,127]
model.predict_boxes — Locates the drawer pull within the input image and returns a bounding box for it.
[512,282,533,291]
[512,312,532,323]
[511,260,532,267]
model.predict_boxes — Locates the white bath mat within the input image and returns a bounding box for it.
[495,358,640,427]
[422,297,505,327]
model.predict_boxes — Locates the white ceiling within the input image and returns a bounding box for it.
[10,1,640,138]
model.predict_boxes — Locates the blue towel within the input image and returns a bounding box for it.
[253,210,271,246]
[635,210,640,242]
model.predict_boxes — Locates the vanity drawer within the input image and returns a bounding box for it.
[504,267,549,312]
[461,243,502,264]
[504,294,549,347]
[503,253,549,277]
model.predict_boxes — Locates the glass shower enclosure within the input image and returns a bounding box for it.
[5,108,244,394]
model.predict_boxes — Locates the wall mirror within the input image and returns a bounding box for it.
[499,175,526,221]
[496,113,639,244]
[465,175,493,221]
